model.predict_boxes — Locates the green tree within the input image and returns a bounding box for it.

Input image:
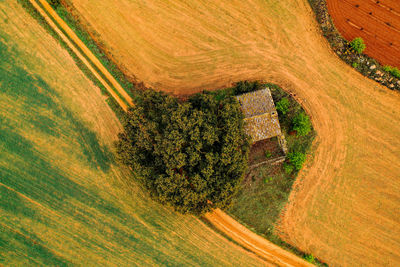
[304,254,315,264]
[115,90,250,214]
[233,80,263,95]
[276,98,290,115]
[350,37,366,54]
[292,112,311,136]
[383,65,400,79]
[287,151,306,171]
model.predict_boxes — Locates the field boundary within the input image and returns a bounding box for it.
[307,0,400,91]
[25,0,313,265]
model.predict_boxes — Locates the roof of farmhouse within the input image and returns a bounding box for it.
[236,88,282,142]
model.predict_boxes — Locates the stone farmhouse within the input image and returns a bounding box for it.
[236,88,287,165]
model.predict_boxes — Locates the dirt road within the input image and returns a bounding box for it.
[27,0,312,266]
[205,209,313,266]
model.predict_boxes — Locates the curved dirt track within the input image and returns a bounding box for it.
[327,0,400,68]
[28,0,311,266]
[205,209,313,266]
[65,0,400,265]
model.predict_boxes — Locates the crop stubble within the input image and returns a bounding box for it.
[65,0,400,265]
[0,1,265,265]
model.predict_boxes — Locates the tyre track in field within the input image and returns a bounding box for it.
[28,0,132,111]
[27,0,312,266]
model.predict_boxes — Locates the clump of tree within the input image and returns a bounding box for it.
[383,65,400,79]
[283,151,306,174]
[276,97,290,115]
[350,37,366,54]
[233,80,263,95]
[115,90,250,214]
[287,151,306,171]
[292,112,311,136]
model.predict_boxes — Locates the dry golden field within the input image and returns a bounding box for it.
[64,0,400,265]
[0,1,265,265]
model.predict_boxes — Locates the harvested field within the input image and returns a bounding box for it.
[327,0,400,68]
[64,0,400,265]
[0,1,266,265]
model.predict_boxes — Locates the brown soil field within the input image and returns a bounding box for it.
[327,0,400,68]
[63,0,400,265]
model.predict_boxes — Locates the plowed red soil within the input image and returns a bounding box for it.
[327,0,400,68]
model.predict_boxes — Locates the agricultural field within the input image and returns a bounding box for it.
[62,0,400,265]
[327,0,400,68]
[0,1,265,265]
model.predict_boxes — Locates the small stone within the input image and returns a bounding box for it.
[376,71,382,76]
[370,65,376,70]
[389,84,394,88]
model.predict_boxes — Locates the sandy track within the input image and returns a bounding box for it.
[205,209,313,266]
[327,0,400,68]
[28,0,132,110]
[26,1,311,266]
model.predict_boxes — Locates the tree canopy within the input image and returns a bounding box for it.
[350,37,366,54]
[292,112,312,136]
[115,90,250,214]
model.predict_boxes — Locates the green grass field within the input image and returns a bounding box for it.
[0,1,262,265]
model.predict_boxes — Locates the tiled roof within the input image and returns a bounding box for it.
[236,88,282,142]
[236,88,276,117]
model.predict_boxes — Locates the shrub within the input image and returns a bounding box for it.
[292,112,311,136]
[287,151,306,171]
[276,98,290,115]
[115,90,250,214]
[265,151,272,158]
[304,254,315,263]
[383,65,400,79]
[350,37,366,54]
[283,163,294,174]
[352,62,358,68]
[264,177,273,184]
[233,80,263,95]
[49,0,61,7]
